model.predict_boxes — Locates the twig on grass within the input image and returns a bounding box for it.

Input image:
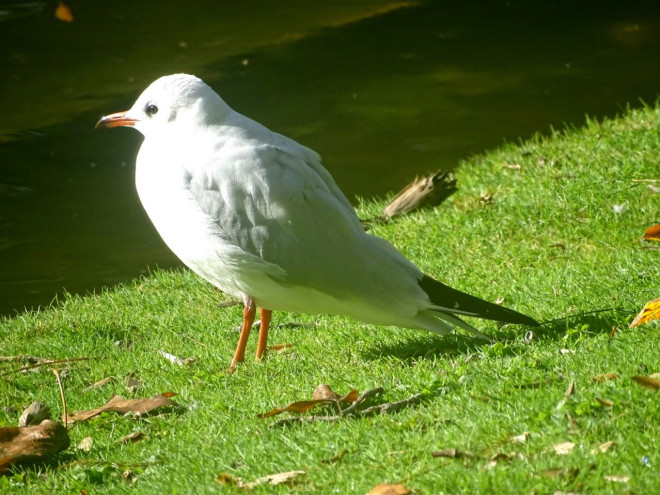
[52,369,68,429]
[270,388,424,428]
[0,357,89,377]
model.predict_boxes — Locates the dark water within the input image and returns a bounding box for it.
[1,0,659,316]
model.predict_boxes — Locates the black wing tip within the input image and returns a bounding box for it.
[420,275,539,326]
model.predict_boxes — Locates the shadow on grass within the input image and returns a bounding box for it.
[364,308,633,362]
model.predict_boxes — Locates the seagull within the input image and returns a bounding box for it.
[96,74,538,370]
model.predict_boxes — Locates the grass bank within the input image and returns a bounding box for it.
[2,104,659,493]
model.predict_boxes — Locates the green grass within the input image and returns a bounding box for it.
[2,104,660,494]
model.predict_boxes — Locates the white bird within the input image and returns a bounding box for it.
[96,74,538,370]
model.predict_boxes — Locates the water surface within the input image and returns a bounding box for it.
[1,0,659,315]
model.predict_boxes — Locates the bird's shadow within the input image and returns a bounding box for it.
[364,309,632,363]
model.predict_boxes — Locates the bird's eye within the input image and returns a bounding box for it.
[145,104,159,116]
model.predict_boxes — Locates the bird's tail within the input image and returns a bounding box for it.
[419,275,539,327]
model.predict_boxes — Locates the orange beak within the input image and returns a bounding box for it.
[95,111,137,129]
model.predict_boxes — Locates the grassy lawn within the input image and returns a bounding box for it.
[2,104,659,494]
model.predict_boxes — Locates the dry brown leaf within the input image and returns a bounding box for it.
[225,470,305,489]
[596,397,614,407]
[258,386,358,419]
[631,375,660,391]
[367,482,411,495]
[643,223,660,242]
[312,384,341,401]
[66,393,179,423]
[564,381,575,397]
[77,437,93,452]
[0,420,70,471]
[553,441,575,455]
[593,373,620,383]
[629,297,660,328]
[54,1,73,22]
[591,441,615,454]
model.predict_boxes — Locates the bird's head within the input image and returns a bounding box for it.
[95,73,229,137]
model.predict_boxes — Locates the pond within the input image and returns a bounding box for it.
[1,0,659,315]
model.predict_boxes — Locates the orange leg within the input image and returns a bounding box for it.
[229,297,256,372]
[255,308,272,361]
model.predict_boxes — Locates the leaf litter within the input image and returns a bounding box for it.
[66,392,180,423]
[629,297,660,327]
[217,469,305,489]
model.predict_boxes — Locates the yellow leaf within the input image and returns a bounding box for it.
[643,223,660,242]
[54,2,73,22]
[629,297,660,328]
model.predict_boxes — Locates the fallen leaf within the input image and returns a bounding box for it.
[77,437,93,452]
[629,297,660,328]
[648,184,660,194]
[643,224,660,241]
[0,420,70,470]
[258,385,358,418]
[66,393,179,423]
[367,483,410,495]
[604,474,630,483]
[591,441,615,454]
[631,375,660,391]
[268,343,293,352]
[593,373,620,383]
[18,402,51,427]
[222,470,305,489]
[559,348,575,355]
[159,350,196,366]
[596,398,614,407]
[502,163,521,170]
[54,1,73,22]
[553,441,575,455]
[511,432,530,443]
[120,431,144,444]
[564,381,575,397]
[312,384,341,401]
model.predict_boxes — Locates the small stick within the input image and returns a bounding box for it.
[0,357,89,377]
[52,369,68,429]
[358,393,425,417]
[340,387,384,416]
